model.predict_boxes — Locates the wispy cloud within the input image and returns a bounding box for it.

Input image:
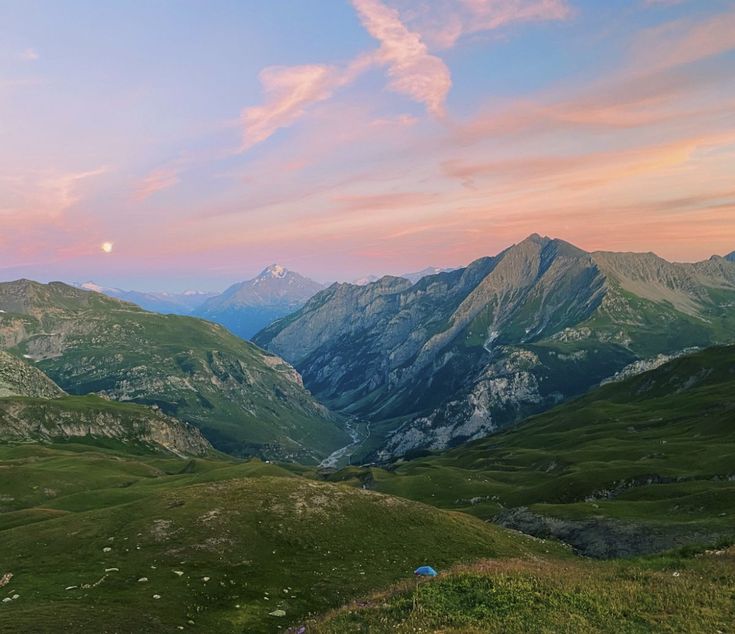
[352,0,452,116]
[240,64,344,151]
[633,7,735,72]
[17,48,39,62]
[239,0,454,150]
[133,166,181,201]
[394,0,571,49]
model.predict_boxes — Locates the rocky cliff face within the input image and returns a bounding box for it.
[255,235,735,460]
[0,350,210,456]
[0,280,347,461]
[0,396,211,456]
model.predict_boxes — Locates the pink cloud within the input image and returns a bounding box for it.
[393,0,571,49]
[352,0,452,116]
[240,64,344,151]
[133,166,180,201]
[633,8,735,72]
[461,0,571,32]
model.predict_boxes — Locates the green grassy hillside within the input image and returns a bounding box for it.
[0,442,558,633]
[327,346,735,556]
[0,280,348,462]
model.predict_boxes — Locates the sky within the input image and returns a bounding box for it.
[1,0,734,291]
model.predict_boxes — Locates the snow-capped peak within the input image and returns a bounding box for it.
[80,281,109,293]
[262,264,288,279]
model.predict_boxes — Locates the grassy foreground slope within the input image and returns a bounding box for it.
[314,548,735,633]
[0,443,559,633]
[328,345,735,556]
[0,280,348,461]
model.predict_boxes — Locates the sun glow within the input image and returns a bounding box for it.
[101,241,114,253]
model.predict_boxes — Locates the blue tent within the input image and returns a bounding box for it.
[414,566,437,577]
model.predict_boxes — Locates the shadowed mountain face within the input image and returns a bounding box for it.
[254,235,735,460]
[726,251,735,262]
[194,264,325,339]
[0,280,348,462]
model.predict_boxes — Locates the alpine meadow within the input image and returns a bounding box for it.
[1,1,735,633]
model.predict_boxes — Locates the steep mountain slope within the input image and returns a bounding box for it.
[0,280,348,461]
[255,235,735,460]
[77,282,216,315]
[0,445,552,634]
[332,345,735,557]
[726,250,735,262]
[0,350,65,398]
[195,264,325,339]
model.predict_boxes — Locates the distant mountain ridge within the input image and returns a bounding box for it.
[254,234,735,461]
[352,267,454,285]
[194,264,325,339]
[400,266,456,283]
[75,282,216,315]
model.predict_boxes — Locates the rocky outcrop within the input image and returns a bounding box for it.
[0,396,212,456]
[0,351,66,398]
[495,507,725,559]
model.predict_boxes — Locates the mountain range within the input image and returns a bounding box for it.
[1,243,734,632]
[75,282,216,315]
[193,264,325,339]
[254,234,735,461]
[352,267,454,286]
[75,265,453,340]
[0,279,348,461]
